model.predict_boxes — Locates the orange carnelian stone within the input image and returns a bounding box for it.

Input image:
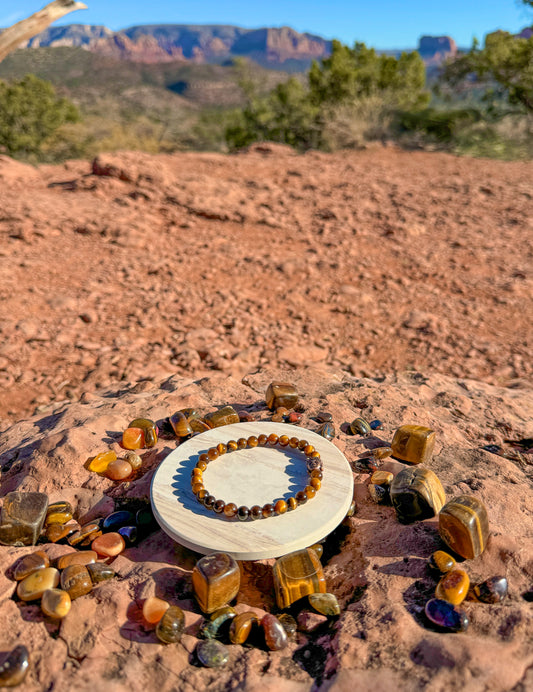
[122,427,145,450]
[143,596,170,624]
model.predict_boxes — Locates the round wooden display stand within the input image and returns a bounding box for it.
[151,422,354,560]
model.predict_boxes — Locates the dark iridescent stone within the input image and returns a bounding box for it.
[201,606,236,639]
[316,412,333,423]
[473,576,508,604]
[367,484,390,505]
[102,510,135,532]
[317,422,335,441]
[213,500,226,514]
[203,495,216,510]
[370,420,383,430]
[0,492,49,546]
[118,525,138,545]
[87,562,116,584]
[350,418,371,435]
[425,598,469,632]
[0,645,29,687]
[429,550,456,574]
[482,445,502,455]
[196,639,229,668]
[390,466,446,523]
[156,605,185,644]
[136,507,157,533]
[278,613,297,638]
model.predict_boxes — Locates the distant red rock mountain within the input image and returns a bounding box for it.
[15,23,459,69]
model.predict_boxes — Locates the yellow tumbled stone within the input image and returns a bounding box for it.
[87,450,117,473]
[435,569,470,606]
[41,588,71,619]
[370,471,394,486]
[17,567,60,601]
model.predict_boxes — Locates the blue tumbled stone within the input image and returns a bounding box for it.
[102,510,135,532]
[425,598,468,632]
[370,420,383,430]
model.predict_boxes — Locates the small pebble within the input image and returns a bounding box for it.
[435,569,470,605]
[370,419,383,430]
[350,417,371,435]
[41,588,71,619]
[262,614,288,650]
[87,562,115,584]
[201,606,236,639]
[156,605,185,644]
[92,532,125,557]
[316,412,333,423]
[123,451,142,470]
[308,592,341,616]
[45,501,74,526]
[143,597,169,624]
[17,567,59,601]
[372,447,393,460]
[482,445,502,455]
[196,639,229,668]
[428,550,456,574]
[46,521,80,543]
[473,576,508,604]
[0,645,29,687]
[68,522,101,547]
[370,470,393,486]
[425,598,469,632]
[297,610,327,633]
[13,551,49,581]
[106,459,133,481]
[238,411,254,422]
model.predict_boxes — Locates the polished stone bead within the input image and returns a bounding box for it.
[371,471,394,486]
[268,433,279,445]
[129,418,158,447]
[192,552,240,614]
[156,605,185,643]
[229,611,257,644]
[425,598,469,632]
[196,639,229,667]
[262,503,275,518]
[123,451,142,470]
[227,440,239,451]
[258,434,268,446]
[298,439,309,450]
[46,521,80,543]
[317,422,335,441]
[122,427,145,450]
[262,614,288,650]
[13,550,50,581]
[41,588,71,619]
[213,500,226,514]
[201,606,236,639]
[45,501,74,526]
[56,551,97,570]
[473,576,508,604]
[372,447,393,461]
[196,460,208,471]
[102,510,135,532]
[368,483,390,505]
[68,523,101,547]
[307,458,322,472]
[350,417,371,435]
[316,411,333,423]
[17,567,59,601]
[217,443,227,455]
[87,450,117,473]
[438,495,490,559]
[250,505,263,520]
[237,506,250,521]
[237,438,247,449]
[143,596,169,624]
[223,503,238,518]
[295,491,308,505]
[274,499,287,515]
[309,592,341,616]
[278,613,298,638]
[204,406,240,428]
[391,424,436,464]
[390,466,446,523]
[0,491,49,547]
[429,550,456,574]
[247,436,259,448]
[287,497,298,511]
[304,444,316,456]
[92,532,125,557]
[192,481,205,494]
[169,412,193,438]
[118,526,137,545]
[370,419,383,430]
[289,436,300,448]
[0,645,29,688]
[310,469,323,479]
[87,562,115,584]
[106,459,133,481]
[273,548,327,609]
[435,569,470,605]
[309,543,323,559]
[203,495,216,509]
[305,485,317,499]
[265,382,298,410]
[207,447,219,460]
[60,564,92,600]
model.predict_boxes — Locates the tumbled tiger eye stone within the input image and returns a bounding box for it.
[287,497,298,511]
[368,484,390,505]
[169,411,193,438]
[268,434,279,445]
[237,506,250,521]
[14,551,49,580]
[372,447,393,461]
[143,596,169,624]
[273,548,327,608]
[41,588,71,619]
[192,552,240,614]
[317,422,335,441]
[258,434,268,446]
[213,500,226,514]
[191,418,211,434]
[350,417,371,435]
[229,611,257,644]
[262,504,275,518]
[61,564,92,600]
[438,495,490,559]
[17,567,59,601]
[278,613,297,639]
[87,562,115,584]
[106,459,133,481]
[204,406,240,428]
[224,503,238,518]
[473,576,508,604]
[435,569,470,605]
[156,605,185,644]
[122,427,145,450]
[429,550,456,574]
[371,471,394,486]
[201,606,237,639]
[0,491,49,546]
[102,510,135,531]
[56,551,97,570]
[391,424,436,465]
[68,522,100,547]
[0,645,29,688]
[425,598,469,632]
[309,592,341,616]
[124,451,142,470]
[262,613,288,650]
[196,639,229,668]
[45,501,74,526]
[92,532,125,557]
[390,466,446,523]
[87,450,117,473]
[237,438,247,449]
[250,505,263,520]
[274,500,287,515]
[46,521,80,543]
[129,418,158,447]
[266,382,298,411]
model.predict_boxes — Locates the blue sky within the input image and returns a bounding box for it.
[1,0,531,49]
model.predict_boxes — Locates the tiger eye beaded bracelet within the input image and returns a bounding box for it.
[190,433,323,521]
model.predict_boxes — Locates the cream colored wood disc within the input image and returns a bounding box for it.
[150,422,354,560]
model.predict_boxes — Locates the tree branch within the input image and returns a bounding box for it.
[0,0,87,63]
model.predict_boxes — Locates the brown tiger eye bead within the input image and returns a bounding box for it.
[279,435,290,447]
[192,467,203,478]
[309,450,321,459]
[288,497,298,511]
[216,443,227,455]
[268,434,279,445]
[305,486,316,499]
[258,434,268,446]
[224,503,238,518]
[197,460,208,471]
[207,448,219,461]
[274,500,288,515]
[203,495,216,509]
[199,453,209,463]
[289,437,299,448]
[247,436,259,448]
[213,500,226,514]
[237,506,250,521]
[250,505,262,520]
[295,491,308,505]
[227,440,238,451]
[237,438,247,449]
[262,504,275,518]
[192,483,205,495]
[298,439,309,450]
[197,489,208,502]
[310,469,323,479]
[310,478,321,491]
[304,445,315,456]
